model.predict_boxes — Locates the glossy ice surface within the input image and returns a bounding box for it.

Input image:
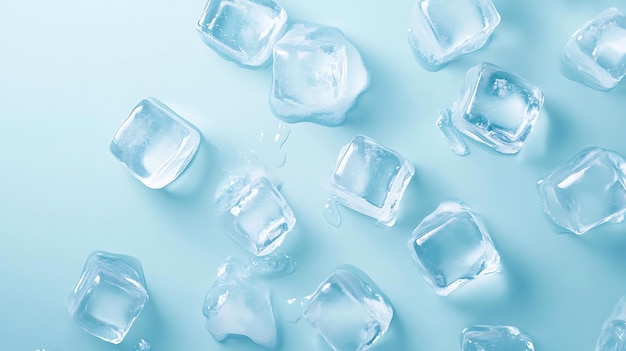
[197,0,288,67]
[110,98,201,189]
[302,265,393,351]
[596,296,626,351]
[328,135,414,226]
[538,147,626,235]
[438,62,544,155]
[461,325,535,351]
[67,251,148,344]
[408,0,500,70]
[270,23,369,126]
[408,201,501,296]
[561,7,626,91]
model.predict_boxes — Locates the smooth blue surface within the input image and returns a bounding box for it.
[3,1,626,351]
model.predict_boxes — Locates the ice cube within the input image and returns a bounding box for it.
[407,201,501,296]
[270,23,369,126]
[596,296,626,351]
[461,325,535,351]
[537,146,626,235]
[302,265,393,351]
[437,62,544,155]
[196,0,288,67]
[110,98,202,189]
[328,135,414,226]
[408,0,500,70]
[216,171,296,256]
[561,7,626,91]
[67,251,149,344]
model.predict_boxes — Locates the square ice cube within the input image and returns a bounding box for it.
[438,62,544,155]
[561,7,626,91]
[537,146,626,235]
[596,296,626,351]
[270,23,369,126]
[67,251,148,344]
[408,0,500,70]
[328,135,414,226]
[110,98,201,189]
[407,201,501,296]
[461,325,535,351]
[216,172,296,256]
[196,0,288,67]
[302,265,393,351]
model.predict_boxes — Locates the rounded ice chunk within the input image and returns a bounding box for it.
[461,325,535,351]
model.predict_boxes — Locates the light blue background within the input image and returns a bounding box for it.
[2,0,626,350]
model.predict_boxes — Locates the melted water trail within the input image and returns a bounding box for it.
[255,123,291,169]
[323,198,342,228]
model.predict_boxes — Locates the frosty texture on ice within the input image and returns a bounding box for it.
[461,325,535,351]
[110,98,201,189]
[596,296,626,351]
[67,251,149,344]
[437,62,544,155]
[196,0,288,67]
[216,171,296,256]
[407,201,501,296]
[270,23,369,126]
[328,135,414,226]
[408,0,500,70]
[302,265,393,351]
[538,147,626,235]
[561,7,626,91]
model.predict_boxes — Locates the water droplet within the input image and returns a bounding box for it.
[323,198,342,228]
[134,338,151,351]
[254,123,291,169]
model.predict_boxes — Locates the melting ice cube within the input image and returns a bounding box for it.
[461,325,535,351]
[67,251,149,344]
[408,0,500,70]
[270,23,369,126]
[537,146,626,235]
[596,296,626,351]
[561,7,626,91]
[407,201,501,296]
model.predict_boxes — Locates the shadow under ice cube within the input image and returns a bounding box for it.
[196,0,288,67]
[538,146,626,235]
[561,7,626,91]
[461,325,535,351]
[302,265,393,351]
[437,62,544,156]
[408,0,500,70]
[270,23,369,126]
[67,251,148,344]
[596,296,626,351]
[407,201,501,296]
[110,98,201,189]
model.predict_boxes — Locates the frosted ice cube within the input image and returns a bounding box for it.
[328,135,414,226]
[596,296,626,351]
[196,0,288,67]
[407,201,501,296]
[302,265,393,351]
[67,251,148,344]
[561,7,626,91]
[216,171,296,256]
[270,23,369,126]
[408,0,500,70]
[110,98,201,189]
[437,62,544,155]
[538,146,626,235]
[461,325,535,351]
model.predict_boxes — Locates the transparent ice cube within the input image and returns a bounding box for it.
[67,251,149,344]
[216,171,296,256]
[328,135,414,226]
[302,265,393,351]
[407,201,501,296]
[561,7,626,91]
[596,296,626,351]
[461,325,535,351]
[437,62,544,155]
[537,146,626,235]
[270,23,369,126]
[196,0,288,67]
[408,0,500,71]
[110,98,201,189]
